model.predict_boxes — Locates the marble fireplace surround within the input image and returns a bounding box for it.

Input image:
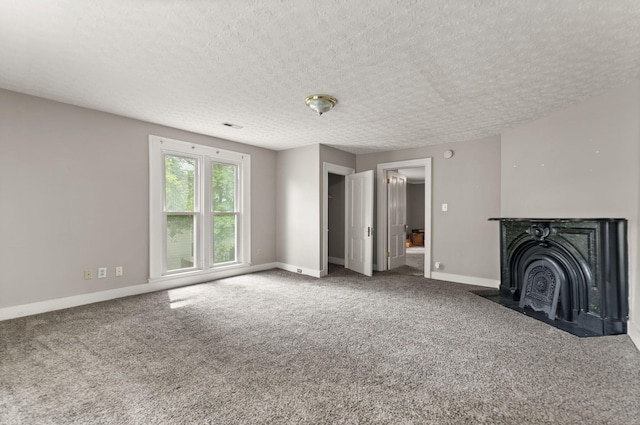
[489,218,628,337]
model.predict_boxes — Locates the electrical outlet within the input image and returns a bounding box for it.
[435,262,442,269]
[115,266,123,277]
[297,268,302,273]
[442,203,448,212]
[84,270,92,280]
[98,267,107,278]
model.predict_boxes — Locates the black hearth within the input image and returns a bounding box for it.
[489,218,628,337]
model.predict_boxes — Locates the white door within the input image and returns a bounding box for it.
[387,171,407,269]
[345,170,374,276]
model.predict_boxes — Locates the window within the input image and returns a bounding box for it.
[149,135,250,280]
[164,155,197,271]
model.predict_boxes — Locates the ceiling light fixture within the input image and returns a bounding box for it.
[305,94,337,116]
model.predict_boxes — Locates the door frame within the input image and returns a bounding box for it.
[322,162,355,277]
[376,158,432,278]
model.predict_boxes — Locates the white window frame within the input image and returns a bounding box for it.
[149,135,251,282]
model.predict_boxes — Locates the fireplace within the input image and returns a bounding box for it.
[489,218,628,336]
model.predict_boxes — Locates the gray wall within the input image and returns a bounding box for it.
[320,144,356,170]
[274,144,355,274]
[356,135,501,279]
[0,89,277,308]
[501,78,640,339]
[275,144,321,272]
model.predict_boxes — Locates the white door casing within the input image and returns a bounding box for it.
[376,158,432,278]
[387,171,407,270]
[322,163,355,277]
[345,170,374,276]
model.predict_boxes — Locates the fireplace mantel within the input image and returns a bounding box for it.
[489,217,628,336]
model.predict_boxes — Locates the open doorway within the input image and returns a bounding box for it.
[322,160,430,278]
[327,173,346,268]
[401,167,427,275]
[323,166,374,277]
[322,163,355,276]
[377,158,432,278]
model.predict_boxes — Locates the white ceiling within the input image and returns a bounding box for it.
[1,1,639,154]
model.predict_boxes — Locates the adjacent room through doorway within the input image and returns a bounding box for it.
[401,167,427,274]
[323,159,431,278]
[377,158,432,278]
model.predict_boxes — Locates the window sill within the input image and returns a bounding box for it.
[148,262,252,285]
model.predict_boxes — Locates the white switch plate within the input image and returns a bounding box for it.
[98,267,107,278]
[115,266,123,277]
[442,203,448,212]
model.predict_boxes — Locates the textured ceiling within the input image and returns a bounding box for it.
[1,1,639,154]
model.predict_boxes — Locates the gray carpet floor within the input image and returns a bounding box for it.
[405,253,424,272]
[1,267,639,424]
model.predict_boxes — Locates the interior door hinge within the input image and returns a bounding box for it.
[386,178,391,184]
[386,251,390,257]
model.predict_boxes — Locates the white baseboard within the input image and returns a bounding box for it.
[0,262,278,322]
[629,321,640,351]
[430,271,500,289]
[328,256,345,266]
[276,263,322,278]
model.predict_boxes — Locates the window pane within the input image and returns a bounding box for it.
[166,215,195,270]
[165,155,195,212]
[211,163,236,212]
[213,214,236,263]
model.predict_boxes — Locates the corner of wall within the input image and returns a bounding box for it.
[276,263,322,278]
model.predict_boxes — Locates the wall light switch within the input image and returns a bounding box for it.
[442,203,448,212]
